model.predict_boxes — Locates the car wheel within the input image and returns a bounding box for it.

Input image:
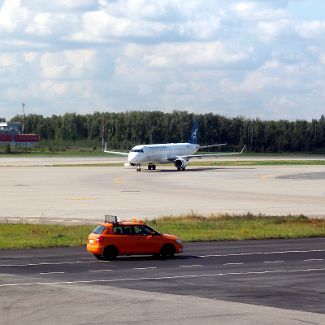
[160,244,176,258]
[103,246,118,260]
[93,254,104,260]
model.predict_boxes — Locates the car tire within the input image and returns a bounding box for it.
[160,244,176,259]
[93,254,104,260]
[103,246,118,260]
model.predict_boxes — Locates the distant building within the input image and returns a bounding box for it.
[0,122,40,147]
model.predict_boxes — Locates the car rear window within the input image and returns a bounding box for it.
[92,225,107,234]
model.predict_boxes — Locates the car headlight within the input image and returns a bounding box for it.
[176,238,182,244]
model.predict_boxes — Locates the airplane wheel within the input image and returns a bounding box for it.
[153,165,156,170]
[182,167,185,171]
[148,165,151,170]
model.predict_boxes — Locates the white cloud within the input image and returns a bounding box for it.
[0,0,325,120]
[233,2,257,14]
[257,19,292,41]
[25,12,74,36]
[23,0,97,12]
[0,0,29,32]
[119,42,254,72]
[70,9,170,43]
[295,20,325,39]
[0,53,18,69]
[40,50,96,79]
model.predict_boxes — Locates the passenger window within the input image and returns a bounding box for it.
[143,226,155,235]
[113,226,122,235]
[134,225,152,236]
[122,226,134,235]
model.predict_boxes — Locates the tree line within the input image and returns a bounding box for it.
[4,111,325,153]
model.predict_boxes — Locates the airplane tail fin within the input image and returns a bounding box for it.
[188,117,199,144]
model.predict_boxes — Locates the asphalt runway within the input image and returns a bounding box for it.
[1,239,325,324]
[0,157,325,222]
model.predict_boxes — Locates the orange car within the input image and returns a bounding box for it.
[87,216,183,260]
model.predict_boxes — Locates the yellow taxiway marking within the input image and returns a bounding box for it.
[115,177,123,184]
[65,197,97,201]
[259,173,282,180]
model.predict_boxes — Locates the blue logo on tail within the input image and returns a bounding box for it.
[188,117,199,144]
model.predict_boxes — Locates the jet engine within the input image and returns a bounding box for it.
[174,158,188,170]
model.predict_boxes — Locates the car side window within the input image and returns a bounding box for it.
[142,226,154,235]
[113,226,122,235]
[121,226,134,235]
[134,225,152,236]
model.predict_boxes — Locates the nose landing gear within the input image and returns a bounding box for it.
[136,164,141,172]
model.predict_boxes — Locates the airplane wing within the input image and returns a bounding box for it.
[178,145,246,160]
[104,150,129,156]
[197,143,226,150]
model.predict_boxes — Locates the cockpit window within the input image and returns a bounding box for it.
[131,149,144,153]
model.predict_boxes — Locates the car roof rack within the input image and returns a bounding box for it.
[104,214,118,224]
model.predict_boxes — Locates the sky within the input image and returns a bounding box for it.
[0,0,325,121]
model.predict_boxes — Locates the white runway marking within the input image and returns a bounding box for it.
[39,272,65,275]
[133,267,157,270]
[0,260,102,268]
[199,249,325,258]
[263,261,284,264]
[88,269,113,273]
[303,259,324,262]
[179,265,203,268]
[2,267,325,288]
[223,263,243,266]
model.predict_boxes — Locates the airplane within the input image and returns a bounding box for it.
[104,118,245,172]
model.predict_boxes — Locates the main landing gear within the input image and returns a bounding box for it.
[148,164,156,171]
[136,164,156,172]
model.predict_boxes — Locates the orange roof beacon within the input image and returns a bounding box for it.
[87,215,183,260]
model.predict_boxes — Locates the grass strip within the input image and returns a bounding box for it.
[1,214,325,249]
[150,213,325,241]
[0,224,93,249]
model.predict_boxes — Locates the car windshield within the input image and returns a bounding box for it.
[92,225,106,234]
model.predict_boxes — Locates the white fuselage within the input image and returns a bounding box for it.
[128,143,199,165]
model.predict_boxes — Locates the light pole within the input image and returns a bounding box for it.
[22,103,25,133]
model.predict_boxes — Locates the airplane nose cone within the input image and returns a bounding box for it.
[128,152,138,163]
